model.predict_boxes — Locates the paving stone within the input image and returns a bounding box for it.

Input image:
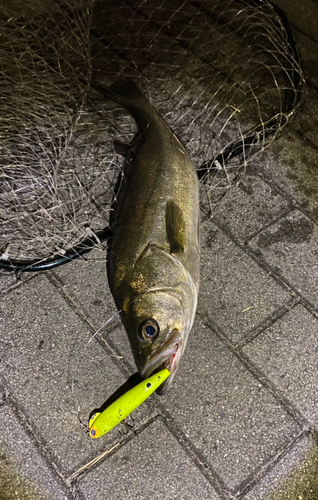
[0,272,19,295]
[106,323,136,373]
[0,404,70,500]
[212,174,290,243]
[243,433,318,500]
[0,274,134,473]
[284,24,318,146]
[273,0,318,42]
[160,316,299,491]
[198,221,294,344]
[51,251,136,378]
[253,131,318,222]
[243,305,318,427]
[249,209,318,309]
[293,30,318,88]
[51,250,140,374]
[51,248,117,330]
[0,271,34,296]
[289,85,318,147]
[78,419,221,500]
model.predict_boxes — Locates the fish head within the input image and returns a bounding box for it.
[120,246,198,394]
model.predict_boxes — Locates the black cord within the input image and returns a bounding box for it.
[0,227,112,272]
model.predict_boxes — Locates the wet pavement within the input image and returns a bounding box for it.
[1,1,318,499]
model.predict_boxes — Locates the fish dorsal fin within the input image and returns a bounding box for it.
[165,200,186,254]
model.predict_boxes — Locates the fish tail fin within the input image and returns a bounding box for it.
[110,79,146,103]
[91,79,153,133]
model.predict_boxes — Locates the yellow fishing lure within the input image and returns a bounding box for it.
[89,368,170,438]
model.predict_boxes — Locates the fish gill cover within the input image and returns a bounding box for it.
[0,0,305,272]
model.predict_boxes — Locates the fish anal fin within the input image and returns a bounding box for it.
[165,200,186,254]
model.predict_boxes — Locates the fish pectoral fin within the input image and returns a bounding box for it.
[165,200,186,254]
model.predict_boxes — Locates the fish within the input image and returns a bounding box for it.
[100,79,200,394]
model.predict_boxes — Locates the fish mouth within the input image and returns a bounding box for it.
[140,329,183,395]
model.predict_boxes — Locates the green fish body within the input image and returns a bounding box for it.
[105,80,200,393]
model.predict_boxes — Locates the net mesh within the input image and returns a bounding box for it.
[0,0,305,269]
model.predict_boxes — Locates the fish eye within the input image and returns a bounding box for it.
[140,319,160,341]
